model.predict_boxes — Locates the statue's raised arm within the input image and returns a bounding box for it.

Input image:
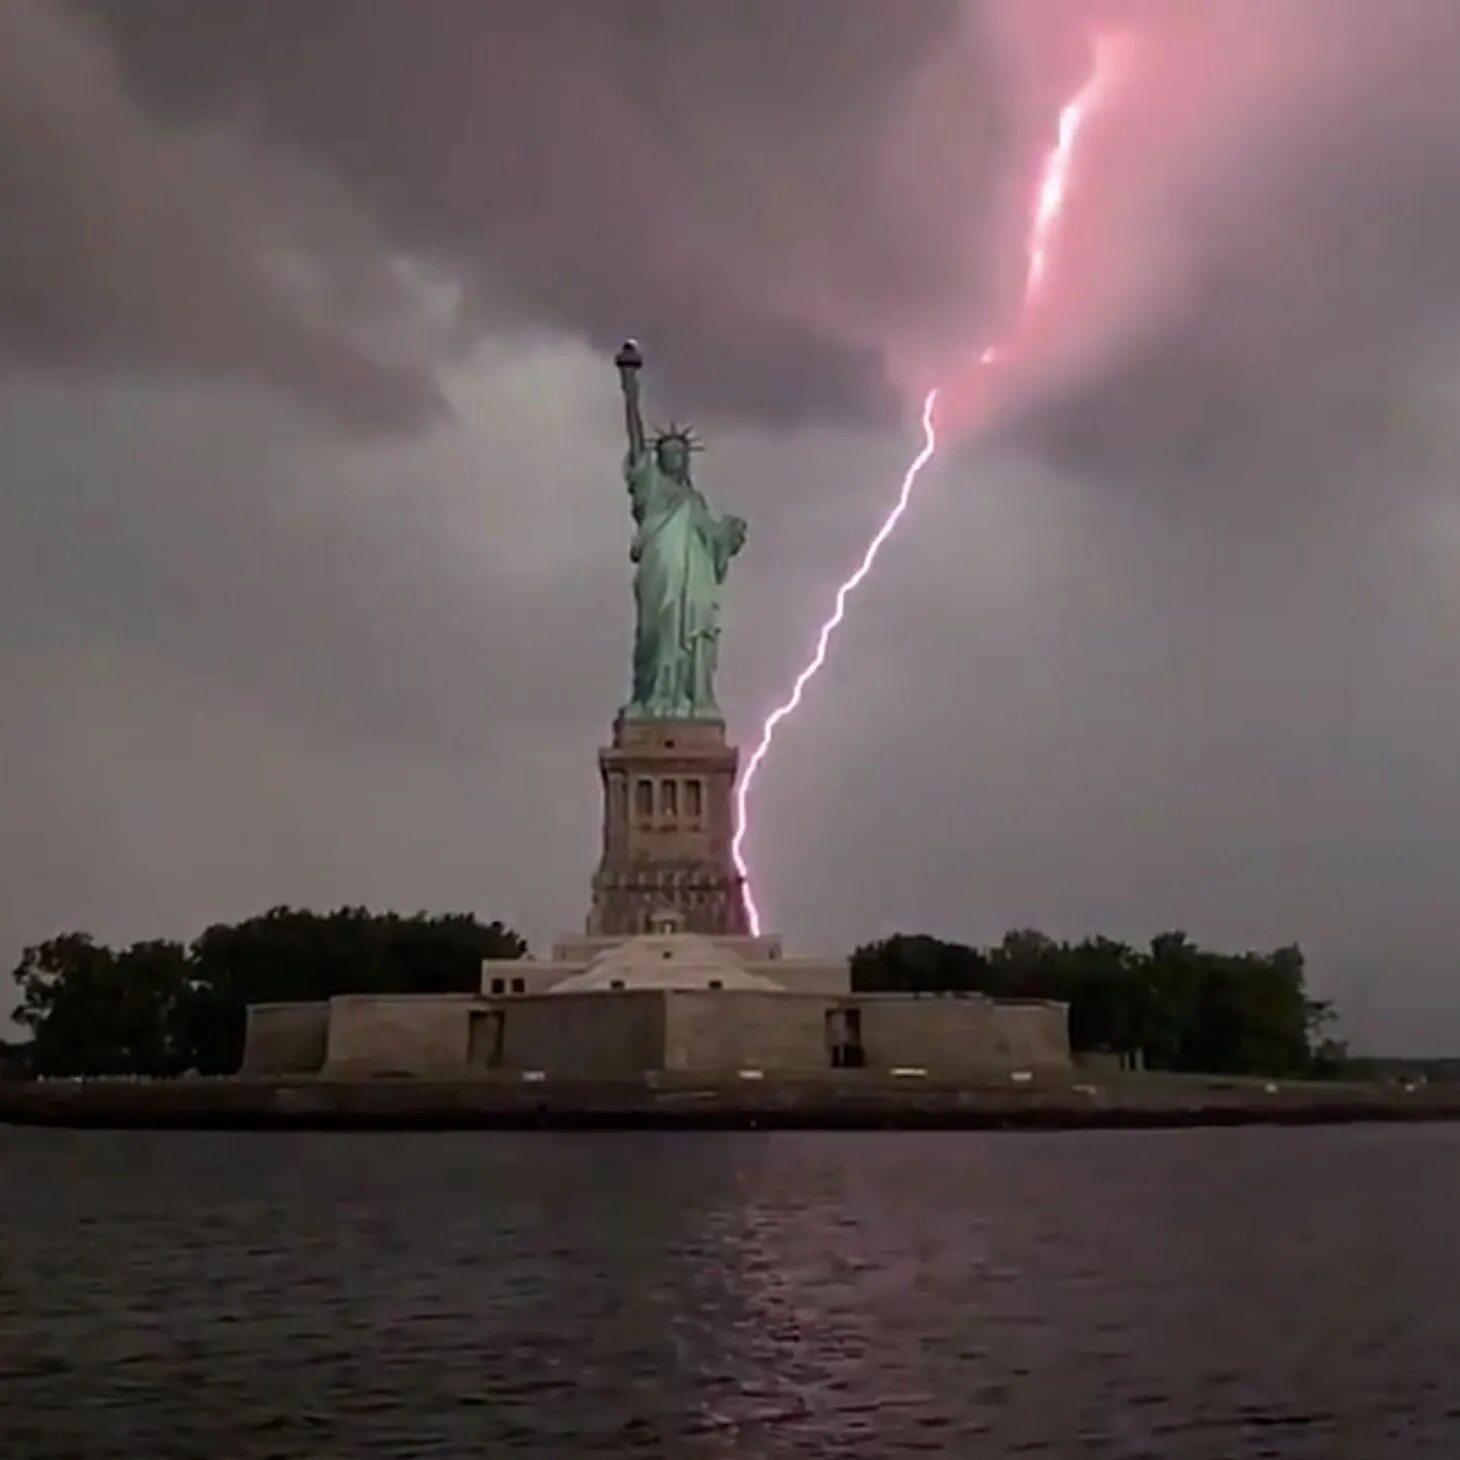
[615,338,646,460]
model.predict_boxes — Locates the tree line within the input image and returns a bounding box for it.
[8,911,1340,1080]
[853,929,1343,1077]
[10,907,526,1078]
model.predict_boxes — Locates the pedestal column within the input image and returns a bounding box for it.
[588,717,750,936]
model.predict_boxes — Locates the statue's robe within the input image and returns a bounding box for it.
[623,450,739,719]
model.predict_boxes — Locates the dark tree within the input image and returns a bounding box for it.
[13,908,528,1077]
[850,932,990,995]
[852,926,1328,1077]
[180,907,528,1073]
[15,934,191,1077]
[0,1038,32,1080]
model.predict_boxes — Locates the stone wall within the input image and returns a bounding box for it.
[243,987,1070,1081]
[240,1002,329,1075]
[490,991,665,1077]
[319,991,669,1080]
[857,995,1070,1072]
[661,992,1071,1077]
[663,991,828,1073]
[324,994,479,1077]
[769,959,851,995]
[990,1001,1074,1068]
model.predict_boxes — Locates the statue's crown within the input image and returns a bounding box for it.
[654,420,704,453]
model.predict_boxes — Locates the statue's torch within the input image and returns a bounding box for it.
[615,338,646,456]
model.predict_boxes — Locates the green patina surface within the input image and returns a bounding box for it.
[615,340,746,720]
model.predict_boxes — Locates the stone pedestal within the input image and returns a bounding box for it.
[587,716,750,937]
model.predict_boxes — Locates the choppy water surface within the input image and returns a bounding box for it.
[3,1124,1459,1457]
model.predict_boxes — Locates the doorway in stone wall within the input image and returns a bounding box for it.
[826,1006,865,1069]
[468,1010,505,1069]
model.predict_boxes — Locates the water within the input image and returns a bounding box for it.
[3,1124,1458,1458]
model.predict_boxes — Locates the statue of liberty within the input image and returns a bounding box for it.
[614,340,747,720]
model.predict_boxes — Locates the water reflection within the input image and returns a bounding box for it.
[3,1125,1459,1456]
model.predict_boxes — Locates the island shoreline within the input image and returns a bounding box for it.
[4,1076,1459,1132]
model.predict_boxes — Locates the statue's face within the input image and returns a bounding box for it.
[656,437,689,477]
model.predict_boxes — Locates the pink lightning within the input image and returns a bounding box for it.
[732,40,1120,937]
[1026,49,1113,307]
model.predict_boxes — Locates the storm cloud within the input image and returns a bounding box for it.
[55,0,1460,449]
[0,0,445,430]
[5,1,1460,1051]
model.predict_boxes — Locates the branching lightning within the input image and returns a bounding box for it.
[732,40,1119,937]
[731,390,939,935]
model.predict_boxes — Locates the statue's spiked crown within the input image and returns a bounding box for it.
[654,421,704,454]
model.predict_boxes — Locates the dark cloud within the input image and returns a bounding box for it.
[0,1,445,431]
[10,0,1460,452]
[74,0,1002,426]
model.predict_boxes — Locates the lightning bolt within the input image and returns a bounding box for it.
[731,389,939,935]
[1025,48,1114,308]
[732,39,1120,937]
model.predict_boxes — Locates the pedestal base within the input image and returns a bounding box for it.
[587,716,749,937]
